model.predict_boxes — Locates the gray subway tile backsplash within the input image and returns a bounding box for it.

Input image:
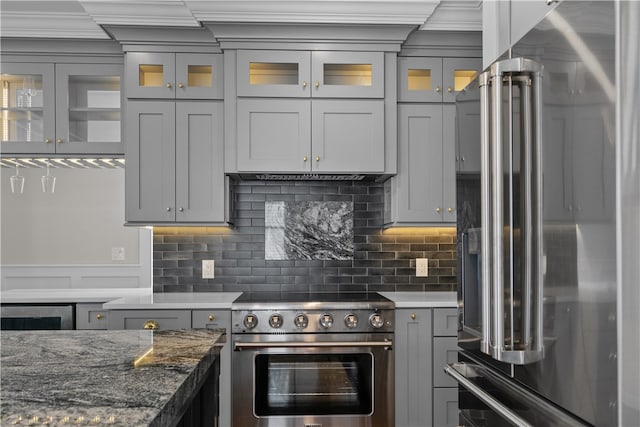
[153,180,457,293]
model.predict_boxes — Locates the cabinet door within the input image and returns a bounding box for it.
[395,309,433,427]
[175,102,225,222]
[456,95,481,173]
[397,57,443,102]
[433,388,459,427]
[237,50,311,97]
[125,100,176,222]
[125,52,175,98]
[442,104,457,222]
[395,104,444,223]
[192,310,231,427]
[55,63,123,154]
[175,53,223,100]
[311,51,384,98]
[433,337,459,387]
[236,98,311,172]
[108,309,191,330]
[311,100,384,173]
[75,303,108,330]
[0,62,55,154]
[433,308,458,336]
[442,57,482,103]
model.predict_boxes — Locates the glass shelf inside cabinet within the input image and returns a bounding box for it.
[249,62,299,86]
[323,64,372,86]
[1,74,44,143]
[68,75,120,143]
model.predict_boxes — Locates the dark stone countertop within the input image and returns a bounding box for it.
[0,329,224,427]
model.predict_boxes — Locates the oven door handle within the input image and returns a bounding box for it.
[234,340,393,350]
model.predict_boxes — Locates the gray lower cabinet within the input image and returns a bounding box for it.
[125,100,225,223]
[395,307,459,427]
[386,103,455,225]
[107,309,192,330]
[236,98,384,173]
[395,309,433,427]
[192,310,231,427]
[75,303,109,330]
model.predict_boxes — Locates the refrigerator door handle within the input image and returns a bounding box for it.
[445,363,534,427]
[479,71,492,355]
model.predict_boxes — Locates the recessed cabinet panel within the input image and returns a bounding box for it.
[108,310,192,330]
[433,388,459,427]
[0,63,55,154]
[237,50,311,97]
[442,104,457,221]
[311,100,384,173]
[175,102,225,222]
[55,64,122,154]
[125,101,176,222]
[311,51,384,98]
[237,98,311,172]
[433,337,459,387]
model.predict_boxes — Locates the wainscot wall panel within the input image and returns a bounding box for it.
[153,180,456,293]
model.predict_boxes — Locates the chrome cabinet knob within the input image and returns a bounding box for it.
[45,138,52,144]
[447,207,454,213]
[178,82,184,88]
[447,86,453,93]
[143,320,159,330]
[178,207,184,212]
[56,138,63,144]
[435,86,441,93]
[166,207,172,212]
[436,207,442,213]
[166,82,172,89]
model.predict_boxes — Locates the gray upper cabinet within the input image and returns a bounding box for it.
[398,57,481,103]
[126,52,223,99]
[1,62,123,155]
[237,50,384,98]
[125,100,225,223]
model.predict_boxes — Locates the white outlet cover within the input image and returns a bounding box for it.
[202,260,215,279]
[416,258,429,277]
[111,247,125,261]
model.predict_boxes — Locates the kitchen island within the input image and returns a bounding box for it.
[0,329,224,426]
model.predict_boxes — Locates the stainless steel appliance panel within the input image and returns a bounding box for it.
[1,304,74,330]
[455,2,617,426]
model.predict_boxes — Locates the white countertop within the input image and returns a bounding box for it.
[379,291,457,308]
[103,292,242,310]
[0,288,153,304]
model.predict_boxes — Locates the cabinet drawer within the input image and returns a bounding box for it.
[75,303,108,330]
[433,387,459,427]
[192,310,230,329]
[108,310,191,330]
[433,336,459,387]
[433,308,458,336]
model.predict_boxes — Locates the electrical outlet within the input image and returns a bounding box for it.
[416,258,429,277]
[202,260,215,279]
[111,247,125,261]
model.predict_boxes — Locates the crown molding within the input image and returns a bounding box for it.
[78,0,199,27]
[420,0,482,31]
[189,0,440,26]
[0,11,110,39]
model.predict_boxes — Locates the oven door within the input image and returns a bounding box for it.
[232,333,393,427]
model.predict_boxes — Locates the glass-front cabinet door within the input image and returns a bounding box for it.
[237,50,311,97]
[126,52,222,99]
[0,63,55,154]
[55,64,123,154]
[398,57,481,103]
[311,51,384,98]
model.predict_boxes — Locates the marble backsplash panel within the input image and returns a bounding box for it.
[153,180,457,293]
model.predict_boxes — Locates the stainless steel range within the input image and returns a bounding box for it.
[231,292,394,427]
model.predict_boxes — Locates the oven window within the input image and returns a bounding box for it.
[254,353,373,416]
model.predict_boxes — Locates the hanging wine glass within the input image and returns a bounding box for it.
[41,162,56,193]
[10,164,25,194]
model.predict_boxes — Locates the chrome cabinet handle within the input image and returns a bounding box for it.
[143,320,159,330]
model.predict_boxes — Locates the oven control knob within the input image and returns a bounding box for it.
[344,314,358,329]
[294,313,309,329]
[269,313,283,329]
[369,313,385,329]
[319,313,334,329]
[243,313,258,330]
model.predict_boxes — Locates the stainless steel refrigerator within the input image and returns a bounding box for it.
[448,1,625,426]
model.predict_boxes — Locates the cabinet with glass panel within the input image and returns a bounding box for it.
[1,62,123,155]
[235,50,385,173]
